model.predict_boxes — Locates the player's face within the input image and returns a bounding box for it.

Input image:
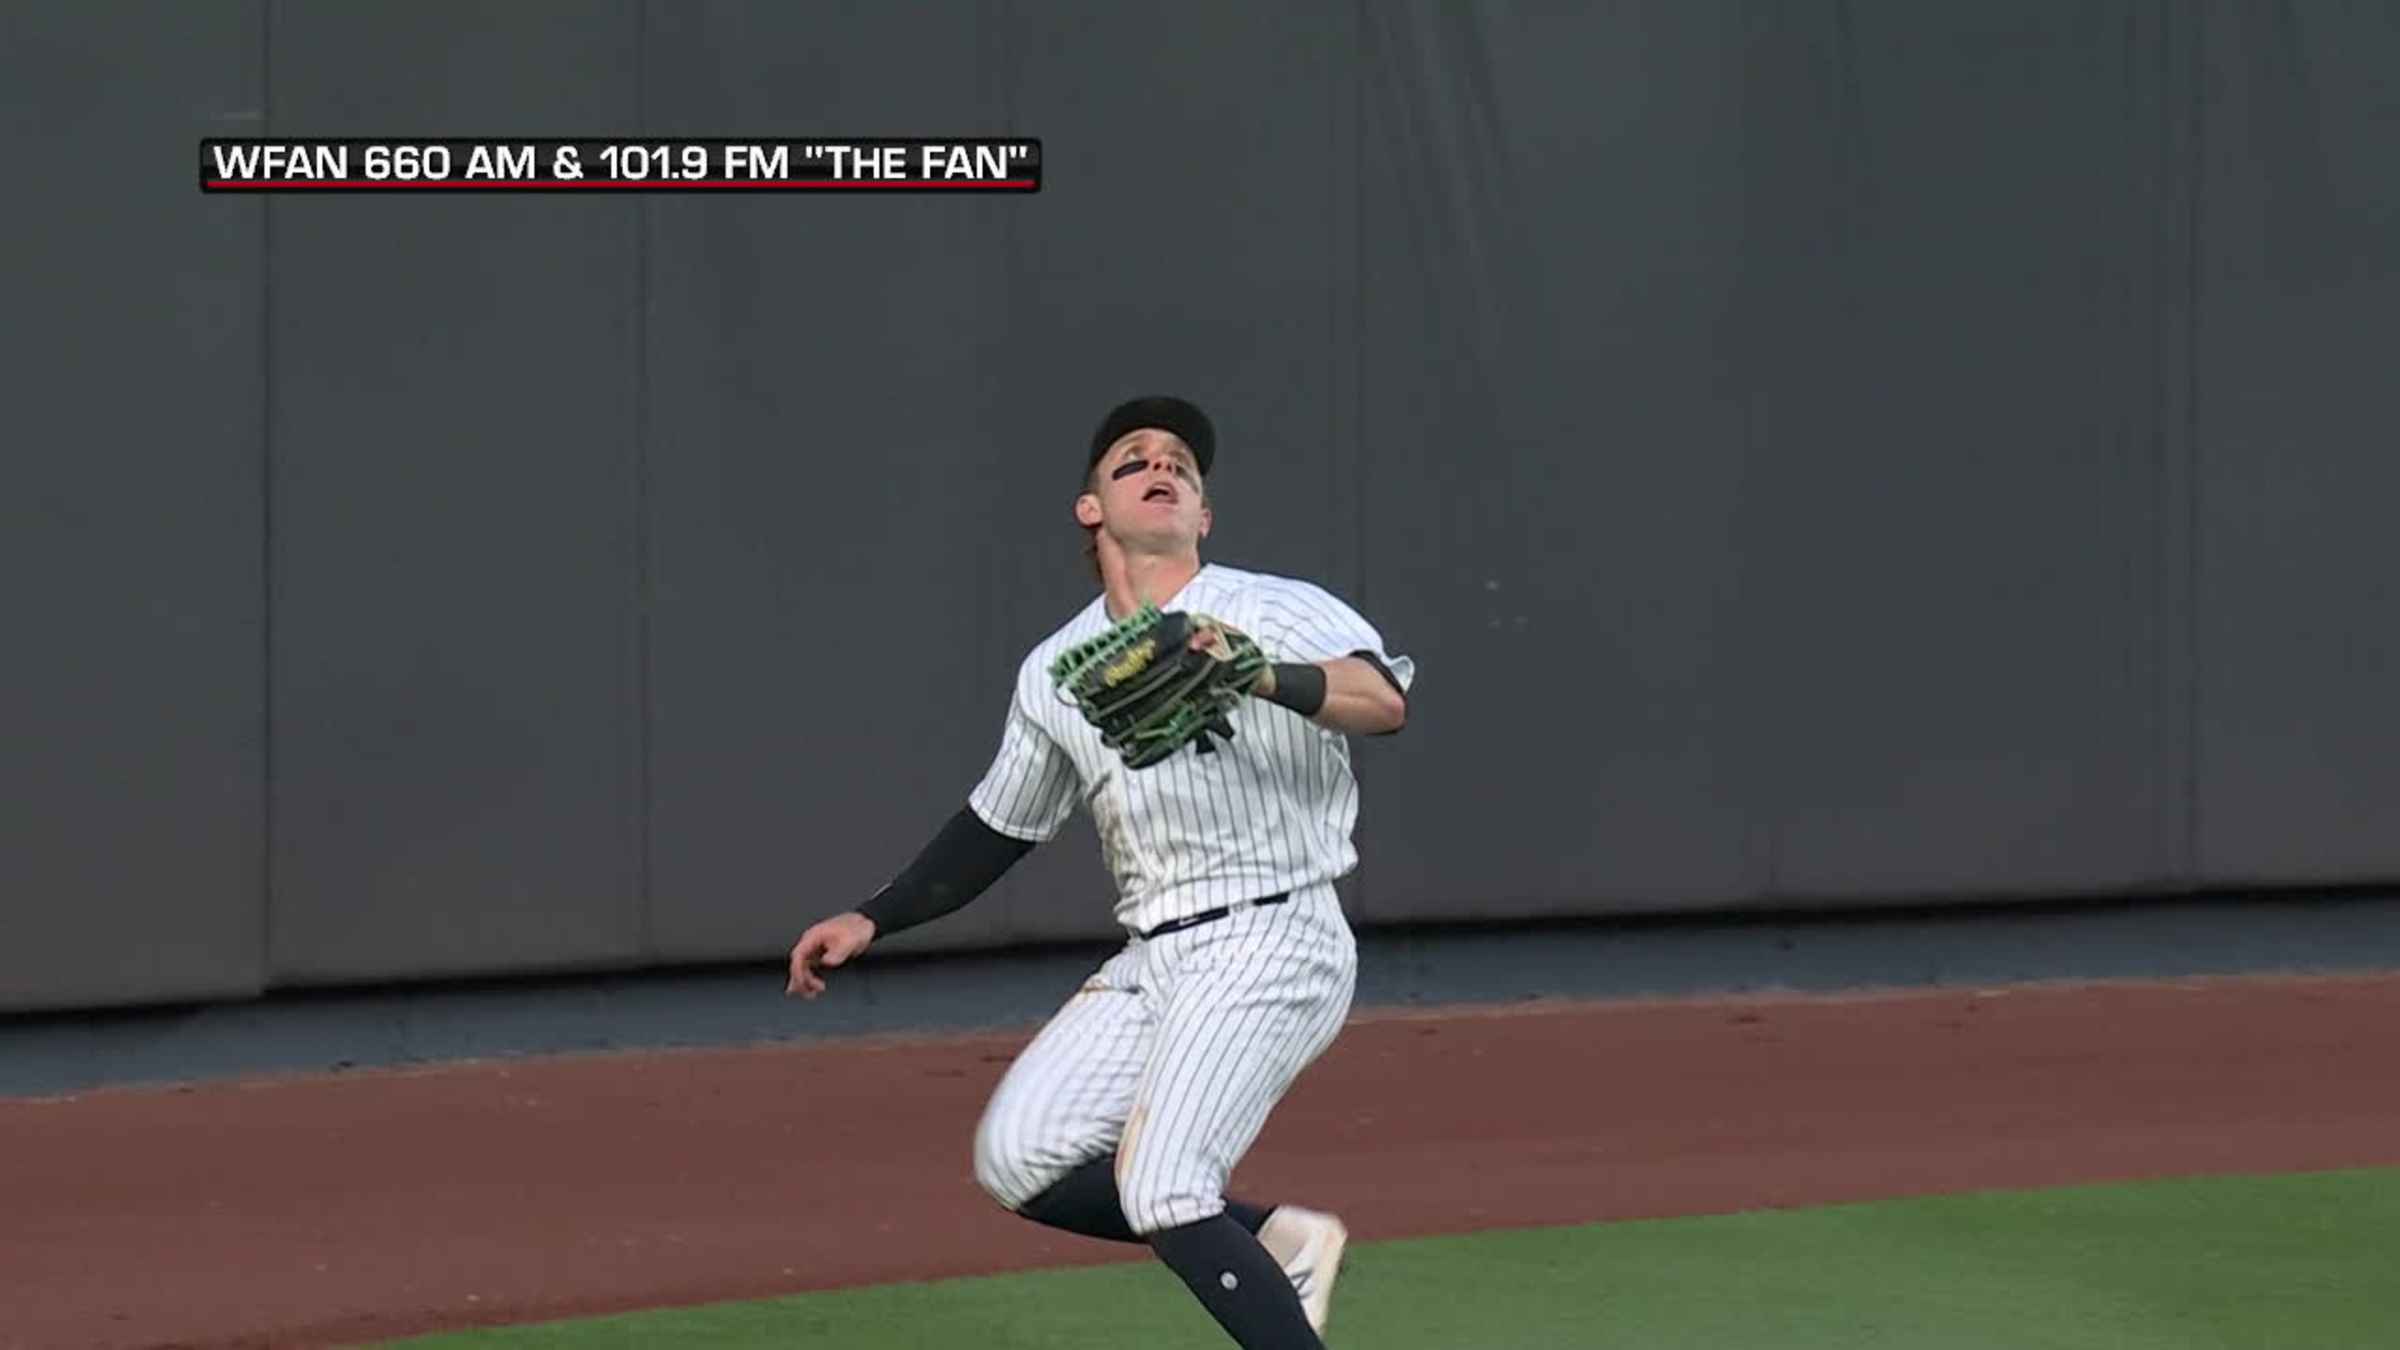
[1081,430,1211,548]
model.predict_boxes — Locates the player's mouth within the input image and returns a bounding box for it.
[1142,484,1178,505]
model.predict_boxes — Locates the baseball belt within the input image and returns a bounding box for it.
[1141,893,1290,941]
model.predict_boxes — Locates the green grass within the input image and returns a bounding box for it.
[384,1168,2400,1348]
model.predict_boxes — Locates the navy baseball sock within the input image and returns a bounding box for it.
[1148,1214,1325,1349]
[1018,1158,1274,1243]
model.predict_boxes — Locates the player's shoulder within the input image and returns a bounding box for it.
[1193,564,1362,624]
[1191,562,1331,605]
[1011,595,1115,690]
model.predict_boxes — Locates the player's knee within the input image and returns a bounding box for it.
[1116,1169,1225,1236]
[971,1112,1046,1212]
[970,1117,1017,1208]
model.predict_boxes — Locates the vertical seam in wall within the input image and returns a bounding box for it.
[259,0,277,989]
[1334,15,1353,619]
[982,0,1007,937]
[1351,0,1370,924]
[1352,0,1369,618]
[1332,0,1350,915]
[633,0,656,958]
[2160,0,2179,883]
[2182,0,2205,884]
[2153,0,2187,891]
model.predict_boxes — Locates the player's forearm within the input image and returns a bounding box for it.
[1312,657,1408,734]
[855,806,1036,938]
[1258,656,1407,736]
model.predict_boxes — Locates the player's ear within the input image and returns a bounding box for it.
[1196,499,1213,540]
[1074,491,1104,528]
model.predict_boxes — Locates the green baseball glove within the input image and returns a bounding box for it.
[1051,603,1268,768]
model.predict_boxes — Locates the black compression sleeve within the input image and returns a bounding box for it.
[857,806,1036,938]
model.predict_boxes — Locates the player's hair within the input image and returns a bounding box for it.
[1082,460,1105,580]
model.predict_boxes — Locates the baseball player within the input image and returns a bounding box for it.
[787,395,1413,1349]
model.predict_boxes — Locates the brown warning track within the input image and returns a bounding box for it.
[6,972,2398,1349]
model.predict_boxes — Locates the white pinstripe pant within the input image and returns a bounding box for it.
[973,884,1357,1234]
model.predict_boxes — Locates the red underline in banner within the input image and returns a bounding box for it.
[206,179,1038,189]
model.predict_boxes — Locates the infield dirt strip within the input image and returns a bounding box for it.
[6,973,2398,1349]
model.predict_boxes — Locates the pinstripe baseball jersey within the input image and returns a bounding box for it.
[967,563,1415,937]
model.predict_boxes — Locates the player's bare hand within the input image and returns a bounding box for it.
[1187,618,1272,694]
[1186,616,1250,661]
[787,912,877,999]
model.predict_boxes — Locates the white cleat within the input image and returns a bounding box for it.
[1258,1205,1350,1335]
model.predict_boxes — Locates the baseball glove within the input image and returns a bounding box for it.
[1051,603,1268,768]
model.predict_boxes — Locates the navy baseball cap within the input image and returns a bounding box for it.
[1087,396,1215,480]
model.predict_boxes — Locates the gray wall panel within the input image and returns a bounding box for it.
[1355,4,1759,922]
[2195,2,2400,882]
[0,3,266,1011]
[265,3,645,982]
[1723,3,2182,903]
